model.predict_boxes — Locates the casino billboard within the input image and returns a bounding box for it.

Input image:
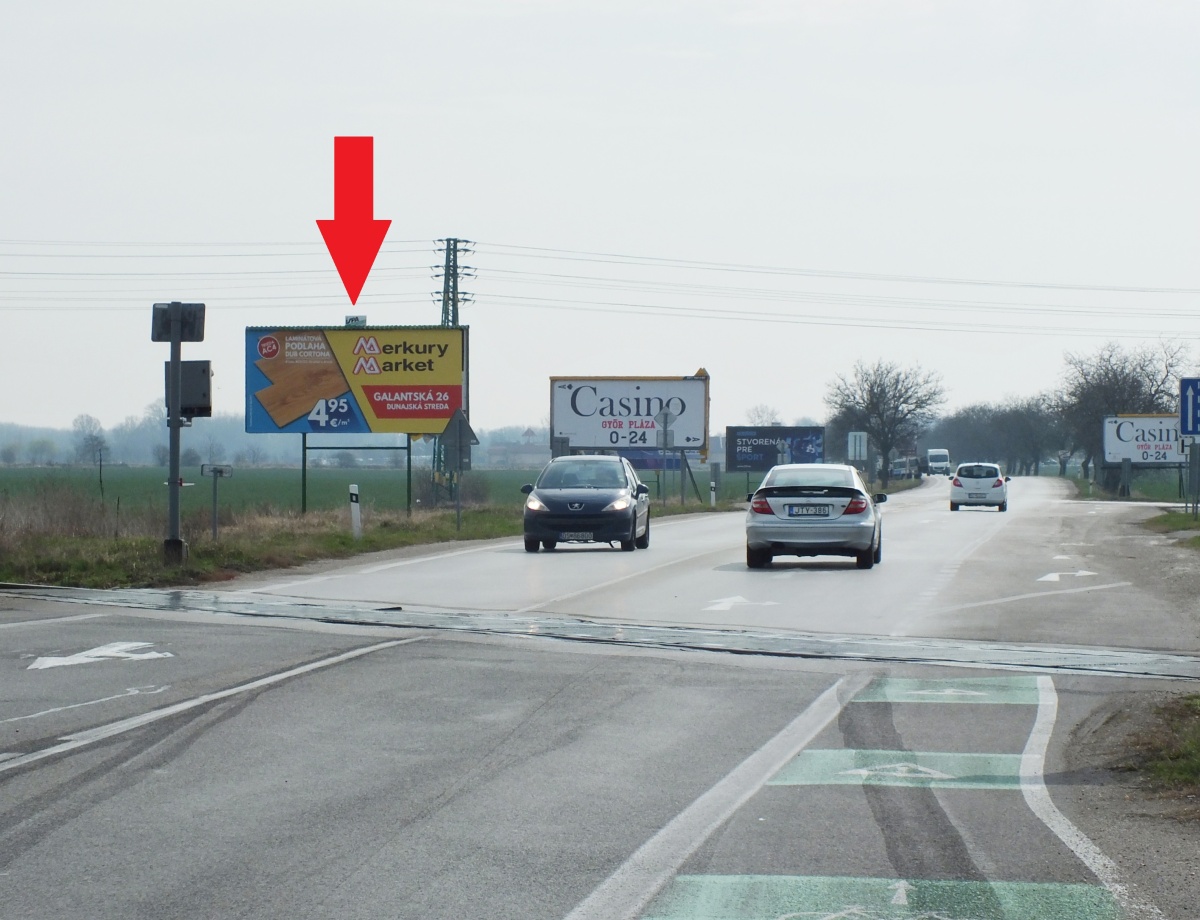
[245,326,467,435]
[550,373,710,451]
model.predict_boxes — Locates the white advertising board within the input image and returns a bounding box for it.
[1102,415,1185,465]
[550,374,710,451]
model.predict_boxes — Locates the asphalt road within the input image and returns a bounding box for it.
[1,475,1197,919]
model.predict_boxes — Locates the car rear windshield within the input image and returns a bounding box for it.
[764,467,855,488]
[537,461,626,489]
[957,465,999,479]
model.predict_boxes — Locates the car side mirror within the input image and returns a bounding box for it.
[746,493,755,502]
[1004,476,1011,482]
[874,493,887,503]
[520,484,533,494]
[635,483,649,496]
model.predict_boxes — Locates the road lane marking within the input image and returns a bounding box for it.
[0,686,170,724]
[0,638,421,775]
[928,581,1132,614]
[517,547,733,614]
[703,596,780,612]
[232,517,716,595]
[639,875,1121,920]
[562,674,869,920]
[0,613,107,629]
[1021,676,1166,920]
[28,641,174,669]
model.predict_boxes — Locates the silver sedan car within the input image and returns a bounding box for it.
[745,463,886,569]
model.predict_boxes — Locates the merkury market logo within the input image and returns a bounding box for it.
[351,336,449,375]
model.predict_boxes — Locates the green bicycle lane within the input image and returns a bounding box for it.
[635,674,1149,920]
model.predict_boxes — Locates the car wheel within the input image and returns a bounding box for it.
[635,517,650,549]
[746,545,770,568]
[620,518,636,551]
[856,548,875,569]
[542,539,557,550]
[998,501,1008,512]
[950,502,959,511]
[524,536,540,553]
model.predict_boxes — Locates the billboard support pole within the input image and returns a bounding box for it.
[407,435,413,518]
[301,433,308,514]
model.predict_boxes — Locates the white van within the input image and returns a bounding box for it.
[926,449,950,475]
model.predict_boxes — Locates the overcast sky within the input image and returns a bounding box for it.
[2,2,1197,438]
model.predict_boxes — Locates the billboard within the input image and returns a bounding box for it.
[245,326,467,435]
[550,373,710,451]
[1102,415,1184,466]
[725,426,825,472]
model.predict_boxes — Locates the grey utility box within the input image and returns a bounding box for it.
[164,360,213,419]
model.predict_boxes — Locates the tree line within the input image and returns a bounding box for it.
[820,341,1188,487]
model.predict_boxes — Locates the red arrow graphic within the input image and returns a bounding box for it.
[316,136,391,305]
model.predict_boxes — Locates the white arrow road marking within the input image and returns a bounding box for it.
[890,880,915,906]
[704,596,781,612]
[28,642,174,670]
[1037,570,1098,583]
[1053,555,1071,560]
[0,686,170,723]
[838,762,956,780]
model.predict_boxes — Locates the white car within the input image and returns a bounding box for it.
[745,463,886,569]
[949,462,1009,512]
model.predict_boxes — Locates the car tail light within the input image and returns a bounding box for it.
[750,496,773,514]
[992,479,1004,488]
[952,477,962,487]
[844,496,869,514]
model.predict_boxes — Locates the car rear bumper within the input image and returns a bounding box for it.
[745,517,877,556]
[951,489,1006,506]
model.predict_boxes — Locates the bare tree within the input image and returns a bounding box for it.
[71,414,107,465]
[1055,341,1188,479]
[825,360,945,486]
[206,436,227,464]
[746,404,782,426]
[0,444,17,465]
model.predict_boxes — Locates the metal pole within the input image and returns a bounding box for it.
[301,433,308,514]
[406,435,413,517]
[165,303,184,561]
[211,471,219,541]
[680,450,685,505]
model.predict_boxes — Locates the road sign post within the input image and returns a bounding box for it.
[200,464,232,541]
[1181,378,1200,436]
[349,484,362,540]
[153,301,205,564]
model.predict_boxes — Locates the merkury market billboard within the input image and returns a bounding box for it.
[245,326,467,435]
[550,373,709,451]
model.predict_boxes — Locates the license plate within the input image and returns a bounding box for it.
[560,532,592,540]
[968,493,987,499]
[787,504,830,517]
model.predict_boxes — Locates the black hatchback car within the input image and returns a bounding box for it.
[521,455,651,552]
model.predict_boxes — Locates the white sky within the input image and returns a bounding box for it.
[2,1,1198,435]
